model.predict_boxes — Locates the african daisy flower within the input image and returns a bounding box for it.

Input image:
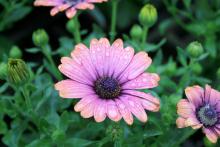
[55,38,160,125]
[176,85,220,143]
[34,0,108,18]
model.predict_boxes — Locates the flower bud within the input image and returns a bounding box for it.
[32,29,49,47]
[9,46,22,59]
[130,25,143,41]
[106,123,123,142]
[0,63,8,80]
[139,4,158,28]
[165,62,177,76]
[66,19,76,34]
[191,63,202,75]
[187,41,204,58]
[8,59,30,86]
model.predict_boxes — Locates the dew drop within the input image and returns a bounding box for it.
[143,78,147,82]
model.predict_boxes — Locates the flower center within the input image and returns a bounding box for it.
[63,0,83,4]
[197,104,218,127]
[94,77,121,99]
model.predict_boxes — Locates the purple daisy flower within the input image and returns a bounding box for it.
[177,85,220,143]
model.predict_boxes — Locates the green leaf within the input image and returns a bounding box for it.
[183,0,191,9]
[153,50,163,66]
[2,118,28,147]
[0,4,32,31]
[186,22,206,36]
[0,83,9,94]
[177,47,188,66]
[0,120,7,134]
[124,133,143,147]
[205,35,217,57]
[55,37,74,56]
[143,130,163,139]
[145,38,167,52]
[195,53,209,61]
[88,8,106,28]
[193,77,211,85]
[65,138,96,147]
[25,48,41,54]
[159,19,173,35]
[51,129,66,143]
[178,71,191,88]
[26,137,52,147]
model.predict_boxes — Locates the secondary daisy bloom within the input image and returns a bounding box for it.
[55,38,160,125]
[176,85,220,143]
[34,0,108,18]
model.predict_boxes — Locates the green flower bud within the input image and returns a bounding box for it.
[8,59,30,86]
[66,19,76,34]
[165,62,177,76]
[187,41,204,58]
[130,25,143,41]
[191,63,202,75]
[32,29,49,47]
[106,123,123,142]
[9,46,22,59]
[0,63,8,80]
[139,4,158,28]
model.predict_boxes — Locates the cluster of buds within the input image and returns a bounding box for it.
[106,123,123,142]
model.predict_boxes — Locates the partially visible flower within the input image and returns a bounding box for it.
[176,85,220,143]
[55,38,160,125]
[34,0,108,18]
[8,59,30,86]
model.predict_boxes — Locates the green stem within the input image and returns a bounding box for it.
[73,15,81,44]
[8,99,24,116]
[110,0,118,42]
[114,140,122,147]
[141,26,148,50]
[21,86,32,113]
[173,129,195,146]
[163,0,189,31]
[43,45,62,80]
[21,86,41,131]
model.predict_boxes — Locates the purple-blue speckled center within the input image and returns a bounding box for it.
[197,104,218,127]
[95,77,121,99]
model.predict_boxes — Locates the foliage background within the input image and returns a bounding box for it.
[1,0,220,146]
